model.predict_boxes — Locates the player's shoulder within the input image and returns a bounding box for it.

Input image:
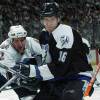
[0,38,10,49]
[26,37,39,43]
[52,24,74,49]
[56,24,72,33]
[52,24,73,37]
[59,24,72,29]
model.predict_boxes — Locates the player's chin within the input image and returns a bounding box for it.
[18,49,25,54]
[46,27,54,32]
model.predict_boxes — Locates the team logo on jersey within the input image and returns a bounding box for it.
[41,44,49,51]
[60,35,69,46]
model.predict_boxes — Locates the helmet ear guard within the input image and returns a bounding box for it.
[8,25,27,39]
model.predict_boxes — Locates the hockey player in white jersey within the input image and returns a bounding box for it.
[0,25,43,99]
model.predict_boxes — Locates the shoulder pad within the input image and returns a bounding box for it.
[0,39,10,49]
[52,24,74,49]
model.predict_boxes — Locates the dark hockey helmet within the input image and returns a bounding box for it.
[40,2,60,17]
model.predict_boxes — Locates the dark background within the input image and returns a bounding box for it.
[0,0,100,48]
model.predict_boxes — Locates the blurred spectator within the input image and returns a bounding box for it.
[0,0,99,47]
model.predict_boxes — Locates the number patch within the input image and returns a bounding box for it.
[58,51,67,62]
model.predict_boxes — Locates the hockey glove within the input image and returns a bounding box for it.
[12,63,30,77]
[22,57,37,65]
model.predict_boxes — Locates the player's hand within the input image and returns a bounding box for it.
[12,63,30,77]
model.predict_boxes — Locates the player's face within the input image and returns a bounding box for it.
[12,37,26,54]
[42,16,60,33]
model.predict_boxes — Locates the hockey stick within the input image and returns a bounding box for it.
[0,63,29,91]
[0,63,28,79]
[0,63,40,93]
[83,63,100,97]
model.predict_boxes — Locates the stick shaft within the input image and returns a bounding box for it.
[84,63,100,96]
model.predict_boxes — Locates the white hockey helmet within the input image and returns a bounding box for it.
[8,25,27,38]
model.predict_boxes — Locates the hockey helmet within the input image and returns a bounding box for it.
[8,25,27,38]
[40,2,60,17]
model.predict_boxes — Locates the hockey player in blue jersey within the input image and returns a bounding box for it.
[12,2,93,100]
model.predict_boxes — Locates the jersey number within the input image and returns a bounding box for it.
[58,51,67,62]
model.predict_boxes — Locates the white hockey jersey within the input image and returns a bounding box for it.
[0,37,43,77]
